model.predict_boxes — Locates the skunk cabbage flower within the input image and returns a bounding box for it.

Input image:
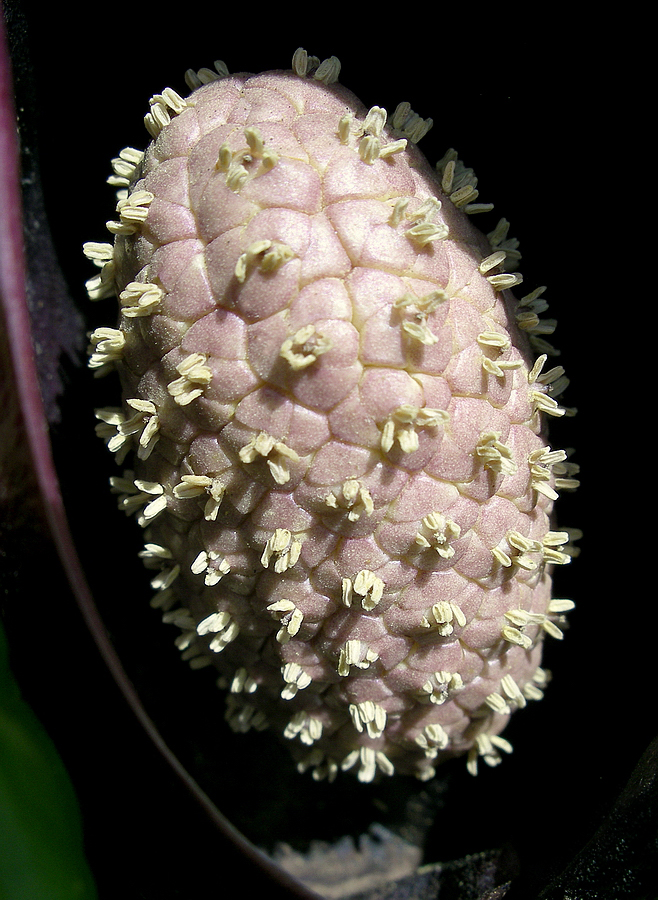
[6,18,658,899]
[85,49,579,785]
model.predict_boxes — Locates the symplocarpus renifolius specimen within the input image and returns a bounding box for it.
[85,48,579,784]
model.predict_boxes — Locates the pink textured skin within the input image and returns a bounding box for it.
[91,66,574,782]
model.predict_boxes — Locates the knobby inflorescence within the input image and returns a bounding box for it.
[85,49,579,783]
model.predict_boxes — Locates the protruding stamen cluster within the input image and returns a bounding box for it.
[238,432,299,485]
[144,88,189,138]
[173,475,225,521]
[261,529,303,574]
[280,325,332,370]
[394,290,448,345]
[415,513,461,559]
[167,353,213,406]
[95,399,160,462]
[380,405,448,454]
[475,432,517,476]
[267,600,304,644]
[325,480,374,521]
[341,570,385,611]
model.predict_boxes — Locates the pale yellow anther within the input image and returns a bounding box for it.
[230,668,258,695]
[501,625,533,650]
[381,405,448,454]
[488,272,523,290]
[415,512,461,559]
[261,529,303,574]
[236,241,294,283]
[530,390,566,418]
[338,113,352,144]
[394,288,448,346]
[239,432,299,485]
[348,700,387,739]
[280,663,312,699]
[216,143,233,172]
[83,241,114,264]
[284,712,323,744]
[235,240,272,282]
[226,158,250,191]
[477,331,511,351]
[119,281,164,317]
[420,600,466,636]
[417,670,463,704]
[388,198,409,227]
[280,324,332,370]
[87,327,126,373]
[244,126,265,155]
[107,147,144,187]
[325,479,374,521]
[351,569,385,610]
[167,353,212,406]
[415,722,449,756]
[358,134,381,163]
[478,251,508,274]
[475,432,517,476]
[492,546,513,567]
[406,222,449,247]
[363,106,387,137]
[191,550,230,586]
[337,640,379,677]
[379,139,407,158]
[547,598,575,613]
[196,611,239,653]
[107,190,154,235]
[144,88,188,137]
[501,674,527,709]
[341,747,394,783]
[267,599,304,643]
[485,692,510,715]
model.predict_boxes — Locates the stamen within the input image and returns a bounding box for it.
[239,432,300,485]
[87,327,125,374]
[342,569,385,611]
[380,405,448,454]
[325,479,374,521]
[266,599,304,643]
[475,432,517,476]
[261,529,303,573]
[414,722,449,756]
[280,663,312,699]
[167,353,213,406]
[107,147,143,187]
[415,513,461,559]
[106,190,154,235]
[280,324,332,370]
[337,640,379,677]
[312,56,341,84]
[348,701,387,739]
[419,601,466,636]
[191,550,230,586]
[284,712,323,744]
[198,611,239,653]
[119,281,164,318]
[416,670,464,704]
